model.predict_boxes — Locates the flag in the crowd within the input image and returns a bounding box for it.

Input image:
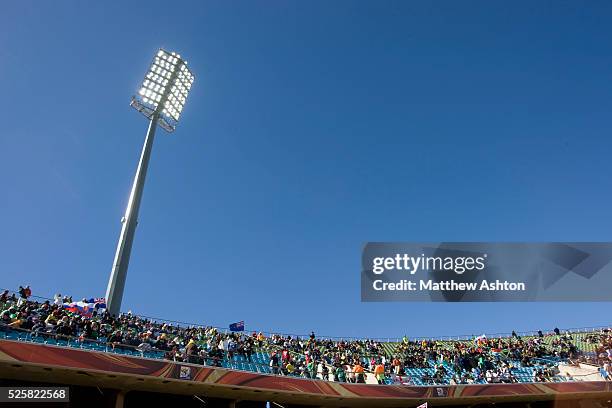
[93,297,107,309]
[63,302,94,318]
[416,403,428,408]
[62,303,78,314]
[62,297,106,317]
[475,334,487,345]
[229,321,245,332]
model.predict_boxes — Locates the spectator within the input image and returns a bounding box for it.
[354,362,365,383]
[374,362,385,384]
[269,352,279,375]
[321,364,329,381]
[600,365,610,381]
[338,365,347,382]
[17,286,27,306]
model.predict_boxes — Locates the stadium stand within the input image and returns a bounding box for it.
[1,287,611,385]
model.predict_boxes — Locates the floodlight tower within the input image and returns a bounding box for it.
[105,49,195,316]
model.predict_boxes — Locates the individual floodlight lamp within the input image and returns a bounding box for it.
[105,49,195,316]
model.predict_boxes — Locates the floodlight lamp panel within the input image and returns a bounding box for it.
[132,48,194,132]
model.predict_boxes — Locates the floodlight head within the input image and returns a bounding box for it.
[130,49,195,132]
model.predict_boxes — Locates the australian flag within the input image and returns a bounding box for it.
[229,321,245,332]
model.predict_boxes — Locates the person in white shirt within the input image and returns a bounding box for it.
[345,365,355,383]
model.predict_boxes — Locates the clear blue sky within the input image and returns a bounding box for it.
[2,1,612,339]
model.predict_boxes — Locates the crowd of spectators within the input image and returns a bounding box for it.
[578,329,612,381]
[0,286,601,386]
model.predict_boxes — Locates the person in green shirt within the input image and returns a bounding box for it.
[336,365,346,382]
[478,355,486,370]
[307,360,317,379]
